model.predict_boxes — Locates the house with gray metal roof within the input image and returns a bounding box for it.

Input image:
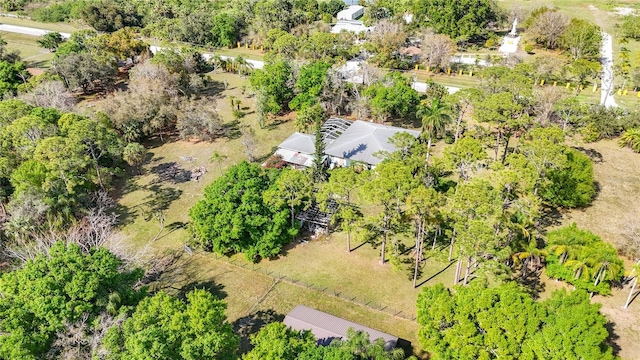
[271,119,418,169]
[283,305,398,351]
[325,120,420,168]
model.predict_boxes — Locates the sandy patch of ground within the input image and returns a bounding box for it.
[613,7,636,16]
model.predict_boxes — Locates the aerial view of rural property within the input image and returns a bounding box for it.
[0,0,639,358]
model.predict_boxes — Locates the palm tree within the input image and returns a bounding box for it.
[624,260,640,309]
[416,98,451,168]
[618,128,640,153]
[233,56,254,77]
[209,151,228,175]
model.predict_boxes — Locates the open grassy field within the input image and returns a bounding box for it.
[0,31,53,67]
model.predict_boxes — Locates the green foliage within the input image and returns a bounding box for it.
[211,13,239,47]
[37,32,65,51]
[122,142,147,170]
[526,289,614,359]
[581,106,640,142]
[0,242,144,359]
[244,322,406,360]
[364,72,420,122]
[243,322,316,360]
[31,1,87,22]
[290,61,331,111]
[296,103,326,133]
[620,15,640,39]
[618,128,640,152]
[540,148,595,208]
[103,289,238,360]
[417,283,616,360]
[0,101,124,234]
[188,161,297,260]
[413,0,498,42]
[545,224,624,295]
[80,0,142,32]
[249,58,295,115]
[560,19,602,61]
[51,53,118,93]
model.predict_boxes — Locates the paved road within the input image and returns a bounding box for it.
[600,32,618,108]
[0,23,70,38]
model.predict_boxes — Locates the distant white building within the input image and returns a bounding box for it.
[337,5,364,20]
[331,20,373,34]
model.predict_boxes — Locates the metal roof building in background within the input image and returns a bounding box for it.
[283,305,398,351]
[337,5,365,21]
[325,120,420,167]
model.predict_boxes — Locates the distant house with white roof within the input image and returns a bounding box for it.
[331,20,373,34]
[337,5,364,20]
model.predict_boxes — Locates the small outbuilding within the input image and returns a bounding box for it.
[337,5,365,21]
[272,132,317,168]
[331,20,373,34]
[283,305,398,351]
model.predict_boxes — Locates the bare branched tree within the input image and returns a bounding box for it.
[19,80,76,112]
[240,125,256,162]
[526,11,569,49]
[534,87,567,125]
[421,32,457,72]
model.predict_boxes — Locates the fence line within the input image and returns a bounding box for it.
[209,251,417,322]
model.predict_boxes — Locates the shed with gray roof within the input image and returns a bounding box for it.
[283,305,398,351]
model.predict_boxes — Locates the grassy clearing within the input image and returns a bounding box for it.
[0,15,80,33]
[0,31,53,67]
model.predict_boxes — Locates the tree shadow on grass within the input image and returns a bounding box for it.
[142,185,183,214]
[574,146,604,163]
[177,280,227,302]
[149,162,192,184]
[416,261,455,288]
[224,120,242,140]
[233,309,285,354]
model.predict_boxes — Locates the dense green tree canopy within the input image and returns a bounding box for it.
[244,322,406,360]
[417,283,616,360]
[249,58,295,116]
[188,161,297,260]
[364,72,420,122]
[413,0,499,42]
[103,289,238,360]
[0,242,143,359]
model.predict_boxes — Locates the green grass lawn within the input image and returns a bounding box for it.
[0,14,80,33]
[0,31,53,67]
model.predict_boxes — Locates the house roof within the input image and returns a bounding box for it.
[401,46,421,56]
[278,132,316,154]
[283,305,398,351]
[331,20,373,34]
[337,5,364,20]
[274,148,315,167]
[325,120,419,165]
